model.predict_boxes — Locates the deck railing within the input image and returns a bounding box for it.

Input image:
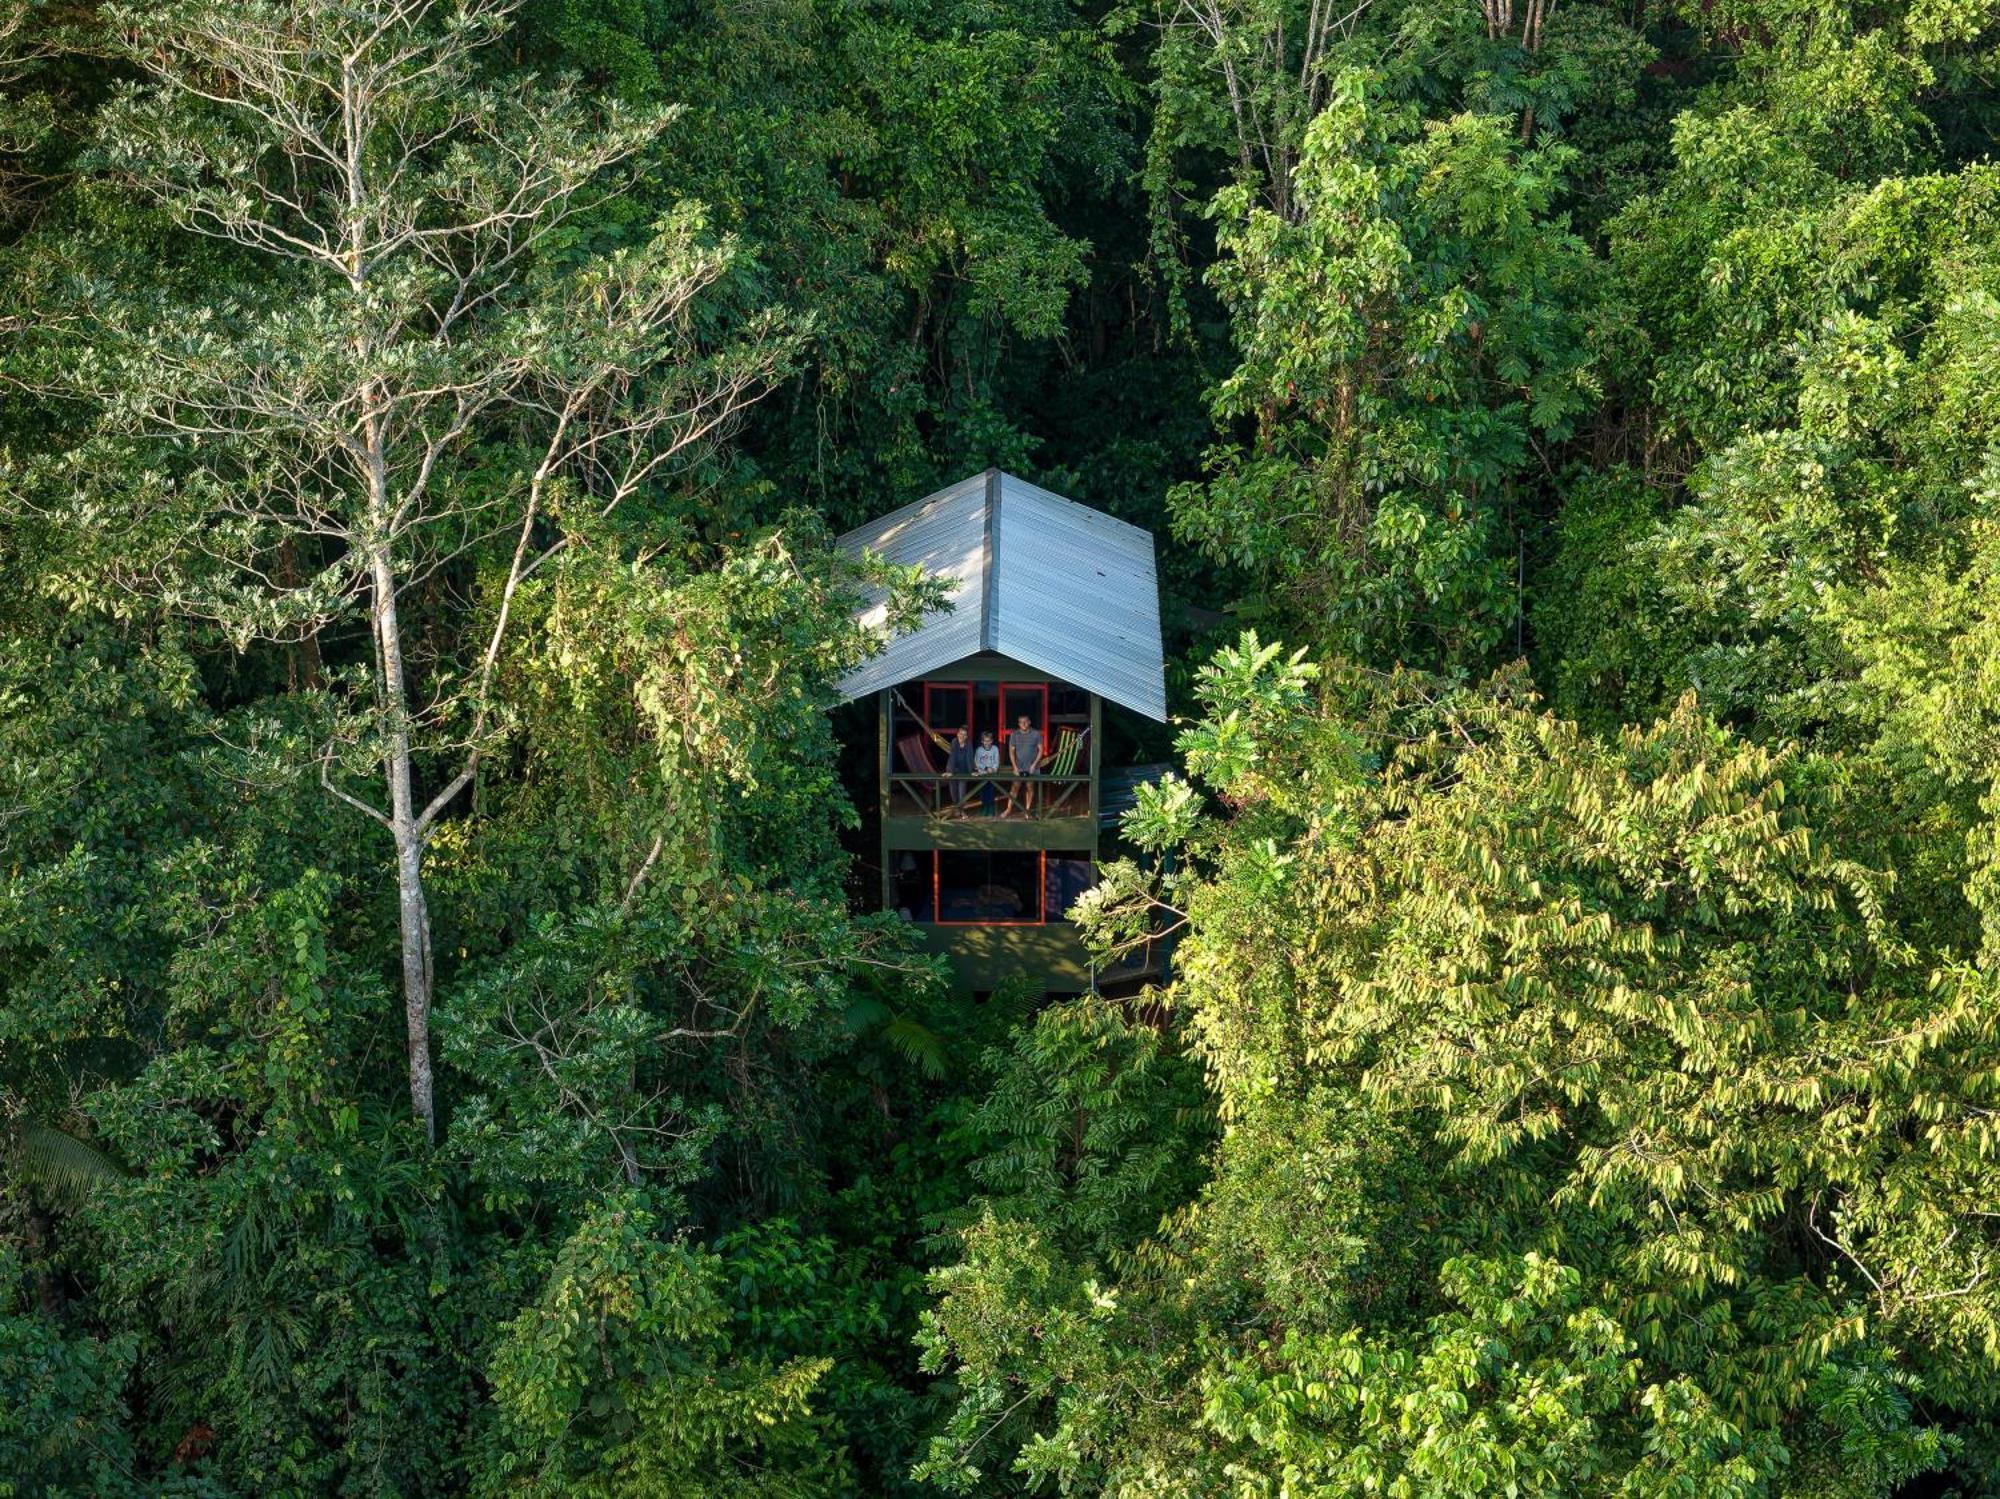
[888,771,1092,820]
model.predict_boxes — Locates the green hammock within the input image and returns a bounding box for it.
[1042,727,1088,814]
[1047,727,1084,777]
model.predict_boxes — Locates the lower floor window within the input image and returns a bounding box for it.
[1045,855,1096,919]
[936,849,1042,924]
[891,849,1097,926]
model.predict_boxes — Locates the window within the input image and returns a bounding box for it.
[892,850,933,922]
[1045,853,1096,920]
[999,683,1048,749]
[934,850,1045,925]
[922,850,1098,926]
[923,681,973,740]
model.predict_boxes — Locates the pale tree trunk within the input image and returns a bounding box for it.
[368,536,437,1143]
[344,53,436,1143]
[359,377,438,1140]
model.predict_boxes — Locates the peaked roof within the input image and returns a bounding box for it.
[834,470,1168,722]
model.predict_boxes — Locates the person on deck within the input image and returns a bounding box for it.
[943,726,976,817]
[973,729,1001,816]
[1005,713,1045,817]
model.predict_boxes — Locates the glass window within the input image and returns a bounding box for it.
[934,850,1044,925]
[1045,854,1096,920]
[923,681,973,741]
[892,850,933,922]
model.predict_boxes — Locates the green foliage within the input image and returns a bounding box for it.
[0,1249,155,1499]
[959,997,1214,1262]
[1173,71,1603,667]
[920,639,1986,1493]
[1199,1254,1791,1498]
[477,1197,838,1495]
[9,1118,128,1207]
[517,0,1153,519]
[7,0,2000,1491]
[62,871,467,1493]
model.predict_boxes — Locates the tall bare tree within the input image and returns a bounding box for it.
[8,0,793,1140]
[1163,0,1356,223]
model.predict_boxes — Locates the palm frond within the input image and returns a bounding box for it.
[839,994,892,1035]
[13,1117,127,1205]
[881,1016,949,1081]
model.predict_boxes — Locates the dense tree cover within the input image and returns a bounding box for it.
[3,0,2000,1495]
[923,646,1993,1493]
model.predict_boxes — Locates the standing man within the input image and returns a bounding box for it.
[1006,712,1045,817]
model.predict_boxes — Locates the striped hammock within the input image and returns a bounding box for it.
[1046,728,1083,777]
[1041,728,1088,814]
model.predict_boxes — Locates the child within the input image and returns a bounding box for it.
[973,729,1000,817]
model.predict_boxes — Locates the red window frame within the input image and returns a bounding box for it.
[932,849,1047,927]
[913,682,974,812]
[923,680,974,739]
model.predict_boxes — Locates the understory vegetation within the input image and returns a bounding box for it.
[4,0,2000,1493]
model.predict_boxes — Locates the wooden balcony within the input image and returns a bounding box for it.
[884,772,1094,851]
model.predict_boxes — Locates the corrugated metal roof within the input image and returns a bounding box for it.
[1098,763,1173,829]
[835,470,1168,721]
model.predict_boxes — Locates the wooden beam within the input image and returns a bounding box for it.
[1088,691,1102,861]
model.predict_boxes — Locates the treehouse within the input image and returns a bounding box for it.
[835,470,1168,994]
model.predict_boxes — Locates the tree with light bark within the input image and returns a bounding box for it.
[2,0,795,1140]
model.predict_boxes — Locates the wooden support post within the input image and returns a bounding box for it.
[1088,692,1102,862]
[879,689,893,913]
